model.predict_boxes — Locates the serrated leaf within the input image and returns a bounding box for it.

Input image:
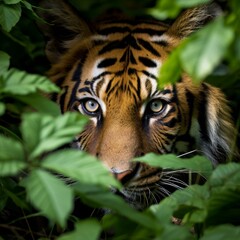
[0,135,26,176]
[0,51,10,76]
[21,112,88,159]
[200,225,240,240]
[58,219,101,240]
[0,2,21,32]
[180,17,234,81]
[42,149,120,188]
[135,153,213,178]
[1,68,59,95]
[23,169,73,227]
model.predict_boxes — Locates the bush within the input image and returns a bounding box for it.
[0,0,239,239]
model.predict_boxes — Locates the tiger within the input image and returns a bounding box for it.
[38,0,238,210]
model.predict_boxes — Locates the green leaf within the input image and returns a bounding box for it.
[74,183,157,229]
[180,17,234,81]
[1,68,59,95]
[135,153,213,178]
[150,0,210,19]
[20,112,88,159]
[0,51,10,76]
[0,102,5,116]
[151,184,209,224]
[3,0,22,4]
[58,219,101,240]
[0,2,21,32]
[209,163,240,187]
[15,94,61,116]
[0,135,26,176]
[200,225,240,240]
[42,149,120,188]
[158,47,182,88]
[23,169,73,227]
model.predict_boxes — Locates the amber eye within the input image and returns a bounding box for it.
[149,99,164,113]
[82,99,100,115]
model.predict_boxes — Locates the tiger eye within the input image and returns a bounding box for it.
[149,100,164,113]
[84,99,99,113]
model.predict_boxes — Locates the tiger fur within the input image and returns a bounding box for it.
[38,0,238,209]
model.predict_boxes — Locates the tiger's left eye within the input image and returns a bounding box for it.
[84,99,99,112]
[81,99,100,116]
[149,100,164,113]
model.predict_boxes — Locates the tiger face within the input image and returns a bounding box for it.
[39,1,237,209]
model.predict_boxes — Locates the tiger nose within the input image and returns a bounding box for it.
[113,169,133,182]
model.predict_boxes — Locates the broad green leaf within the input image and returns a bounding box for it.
[15,94,61,116]
[23,169,73,227]
[21,1,44,22]
[0,102,5,115]
[158,224,193,240]
[74,183,157,229]
[1,68,59,95]
[20,112,88,159]
[158,47,182,88]
[0,2,21,32]
[58,219,101,240]
[206,187,240,226]
[151,184,209,224]
[4,188,29,210]
[180,17,234,81]
[135,153,213,178]
[0,135,26,176]
[42,149,120,188]
[0,51,10,76]
[209,163,240,187]
[3,0,22,4]
[150,0,210,19]
[200,225,240,240]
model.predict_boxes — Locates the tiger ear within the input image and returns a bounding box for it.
[198,83,238,164]
[37,0,92,63]
[167,3,221,39]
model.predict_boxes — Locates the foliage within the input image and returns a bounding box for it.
[0,0,239,239]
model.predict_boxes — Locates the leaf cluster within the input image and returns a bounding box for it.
[0,0,239,239]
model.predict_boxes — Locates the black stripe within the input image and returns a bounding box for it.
[138,56,157,68]
[59,86,68,113]
[130,50,137,64]
[198,83,210,143]
[162,117,177,128]
[141,70,157,80]
[137,38,161,57]
[106,78,113,93]
[97,58,117,68]
[120,50,128,62]
[185,89,195,132]
[98,26,131,35]
[98,40,126,55]
[78,87,92,94]
[160,89,171,95]
[133,28,165,36]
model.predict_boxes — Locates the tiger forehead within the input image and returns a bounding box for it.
[76,21,171,102]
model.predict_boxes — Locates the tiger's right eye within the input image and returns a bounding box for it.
[81,98,100,116]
